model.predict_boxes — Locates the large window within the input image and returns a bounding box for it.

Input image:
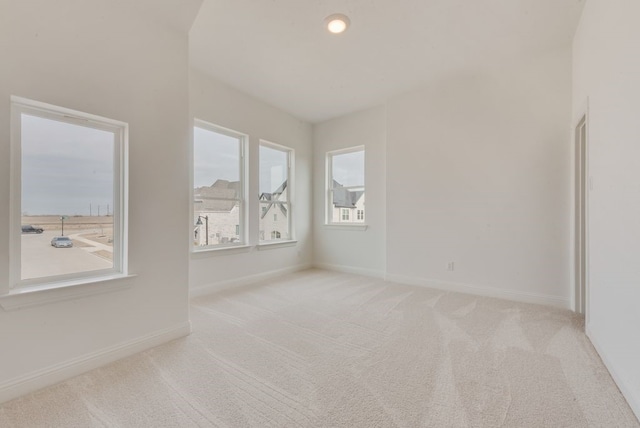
[11,97,127,286]
[259,142,292,242]
[193,121,246,248]
[327,147,365,225]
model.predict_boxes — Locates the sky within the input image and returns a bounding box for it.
[332,150,364,187]
[21,114,114,216]
[22,121,360,216]
[194,126,288,194]
[193,126,240,187]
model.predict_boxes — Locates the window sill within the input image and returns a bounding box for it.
[257,240,298,250]
[324,224,368,231]
[191,244,252,258]
[0,274,136,311]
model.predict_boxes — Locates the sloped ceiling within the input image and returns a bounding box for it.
[126,0,204,33]
[190,0,584,123]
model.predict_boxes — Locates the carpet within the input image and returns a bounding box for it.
[0,269,637,427]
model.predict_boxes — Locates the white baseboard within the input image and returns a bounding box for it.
[190,263,313,298]
[385,273,570,309]
[0,321,191,405]
[313,263,386,280]
[586,324,640,422]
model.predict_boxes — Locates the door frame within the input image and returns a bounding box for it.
[573,111,589,319]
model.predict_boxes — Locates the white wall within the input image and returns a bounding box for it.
[384,48,573,307]
[313,106,387,277]
[0,1,195,402]
[573,0,640,419]
[189,70,313,294]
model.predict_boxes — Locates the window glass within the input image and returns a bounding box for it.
[193,124,245,248]
[328,148,365,224]
[259,143,292,242]
[12,100,126,284]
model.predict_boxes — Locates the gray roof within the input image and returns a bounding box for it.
[332,180,364,208]
[194,180,241,212]
[260,180,288,219]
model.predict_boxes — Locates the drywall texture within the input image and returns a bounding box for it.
[312,106,387,277]
[573,0,640,418]
[189,70,313,292]
[0,0,195,399]
[385,49,573,306]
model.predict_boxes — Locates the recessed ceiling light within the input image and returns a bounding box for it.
[325,13,350,34]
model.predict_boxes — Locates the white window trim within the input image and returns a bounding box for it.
[259,140,294,243]
[324,224,368,231]
[189,244,252,258]
[0,274,137,311]
[257,240,298,250]
[6,96,129,297]
[192,119,248,252]
[325,145,366,226]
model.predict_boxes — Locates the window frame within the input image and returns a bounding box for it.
[325,146,365,226]
[192,119,248,251]
[341,209,350,221]
[9,96,129,290]
[258,140,294,243]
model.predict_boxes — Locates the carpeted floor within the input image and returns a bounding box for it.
[1,269,638,427]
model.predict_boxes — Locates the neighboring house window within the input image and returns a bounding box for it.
[193,120,246,248]
[11,97,128,287]
[259,141,293,242]
[327,146,365,224]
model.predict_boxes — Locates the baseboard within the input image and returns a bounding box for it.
[586,324,640,423]
[0,321,192,405]
[190,263,313,298]
[313,263,386,279]
[385,273,570,309]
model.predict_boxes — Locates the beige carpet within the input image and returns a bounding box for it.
[1,269,638,427]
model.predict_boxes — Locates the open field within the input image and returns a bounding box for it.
[22,215,113,233]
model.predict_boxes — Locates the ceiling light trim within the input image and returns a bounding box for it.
[325,13,350,34]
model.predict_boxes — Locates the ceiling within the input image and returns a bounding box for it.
[116,0,204,33]
[189,0,585,123]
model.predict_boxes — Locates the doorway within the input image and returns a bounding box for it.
[575,116,587,315]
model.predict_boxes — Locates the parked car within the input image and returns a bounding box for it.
[51,236,73,248]
[21,225,44,234]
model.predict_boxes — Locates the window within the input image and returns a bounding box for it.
[327,147,365,224]
[193,121,246,248]
[11,97,127,287]
[259,141,293,242]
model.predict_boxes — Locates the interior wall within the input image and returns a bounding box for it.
[189,70,313,293]
[385,49,573,307]
[312,106,387,277]
[573,0,640,419]
[0,0,194,401]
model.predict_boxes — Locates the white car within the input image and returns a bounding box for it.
[51,236,73,248]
